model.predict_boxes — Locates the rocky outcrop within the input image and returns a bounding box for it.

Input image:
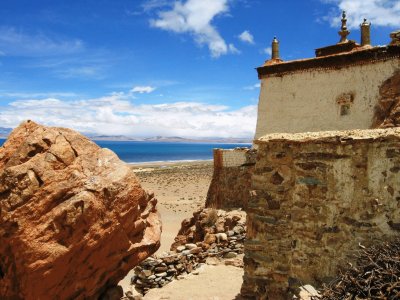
[171,208,246,251]
[0,121,161,300]
[373,70,400,128]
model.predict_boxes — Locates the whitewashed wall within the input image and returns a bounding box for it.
[254,59,400,139]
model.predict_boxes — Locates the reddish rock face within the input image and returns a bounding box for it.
[373,70,400,128]
[0,121,161,300]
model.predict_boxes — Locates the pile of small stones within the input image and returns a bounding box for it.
[130,208,246,295]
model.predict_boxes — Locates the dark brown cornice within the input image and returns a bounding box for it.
[257,45,400,79]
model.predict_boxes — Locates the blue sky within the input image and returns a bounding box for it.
[0,0,399,138]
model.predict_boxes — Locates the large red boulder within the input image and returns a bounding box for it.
[0,121,161,299]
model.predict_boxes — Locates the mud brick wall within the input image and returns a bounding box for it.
[206,148,256,210]
[255,51,400,139]
[241,128,400,299]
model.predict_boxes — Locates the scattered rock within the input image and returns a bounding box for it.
[224,252,238,259]
[296,285,320,300]
[225,256,244,268]
[185,243,197,250]
[176,245,186,252]
[131,208,246,295]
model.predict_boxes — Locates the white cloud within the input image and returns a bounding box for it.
[0,91,78,98]
[28,52,114,80]
[142,0,172,12]
[56,66,105,80]
[130,86,156,94]
[228,43,241,54]
[0,96,256,138]
[0,26,84,57]
[244,83,260,90]
[238,30,254,44]
[150,0,236,57]
[263,47,272,56]
[322,0,400,28]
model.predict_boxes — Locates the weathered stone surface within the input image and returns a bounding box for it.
[171,208,246,250]
[0,121,161,300]
[242,128,400,299]
[132,208,246,295]
[373,70,400,128]
[206,148,256,210]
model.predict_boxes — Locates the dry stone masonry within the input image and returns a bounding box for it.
[206,148,256,210]
[241,128,400,299]
[131,208,246,295]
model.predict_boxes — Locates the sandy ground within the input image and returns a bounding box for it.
[118,161,244,300]
[133,160,213,253]
[144,264,244,300]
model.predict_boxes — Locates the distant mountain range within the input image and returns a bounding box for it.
[88,135,252,144]
[0,128,252,143]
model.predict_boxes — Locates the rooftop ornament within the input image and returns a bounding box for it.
[338,10,350,44]
[263,36,283,66]
[390,30,400,45]
[360,18,371,46]
[271,36,280,60]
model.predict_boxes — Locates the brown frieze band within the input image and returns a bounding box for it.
[257,45,400,79]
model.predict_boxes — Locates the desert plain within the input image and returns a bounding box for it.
[118,161,244,300]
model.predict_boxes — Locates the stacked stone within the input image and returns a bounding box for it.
[131,208,246,295]
[204,226,246,258]
[130,245,205,294]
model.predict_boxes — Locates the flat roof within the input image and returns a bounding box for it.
[257,44,400,79]
[255,127,400,144]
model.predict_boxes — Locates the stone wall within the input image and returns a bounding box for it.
[254,57,400,139]
[206,148,256,210]
[241,128,400,299]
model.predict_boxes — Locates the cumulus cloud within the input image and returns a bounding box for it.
[228,43,241,54]
[150,0,237,57]
[322,0,400,28]
[0,96,256,138]
[0,26,84,57]
[238,30,254,44]
[130,86,156,94]
[263,47,272,56]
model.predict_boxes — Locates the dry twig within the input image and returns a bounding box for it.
[314,238,400,300]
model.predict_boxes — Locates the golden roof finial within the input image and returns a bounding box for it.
[338,10,350,44]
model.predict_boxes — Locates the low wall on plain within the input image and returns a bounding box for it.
[241,128,400,299]
[205,148,256,210]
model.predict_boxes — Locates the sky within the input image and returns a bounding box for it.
[0,0,399,138]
